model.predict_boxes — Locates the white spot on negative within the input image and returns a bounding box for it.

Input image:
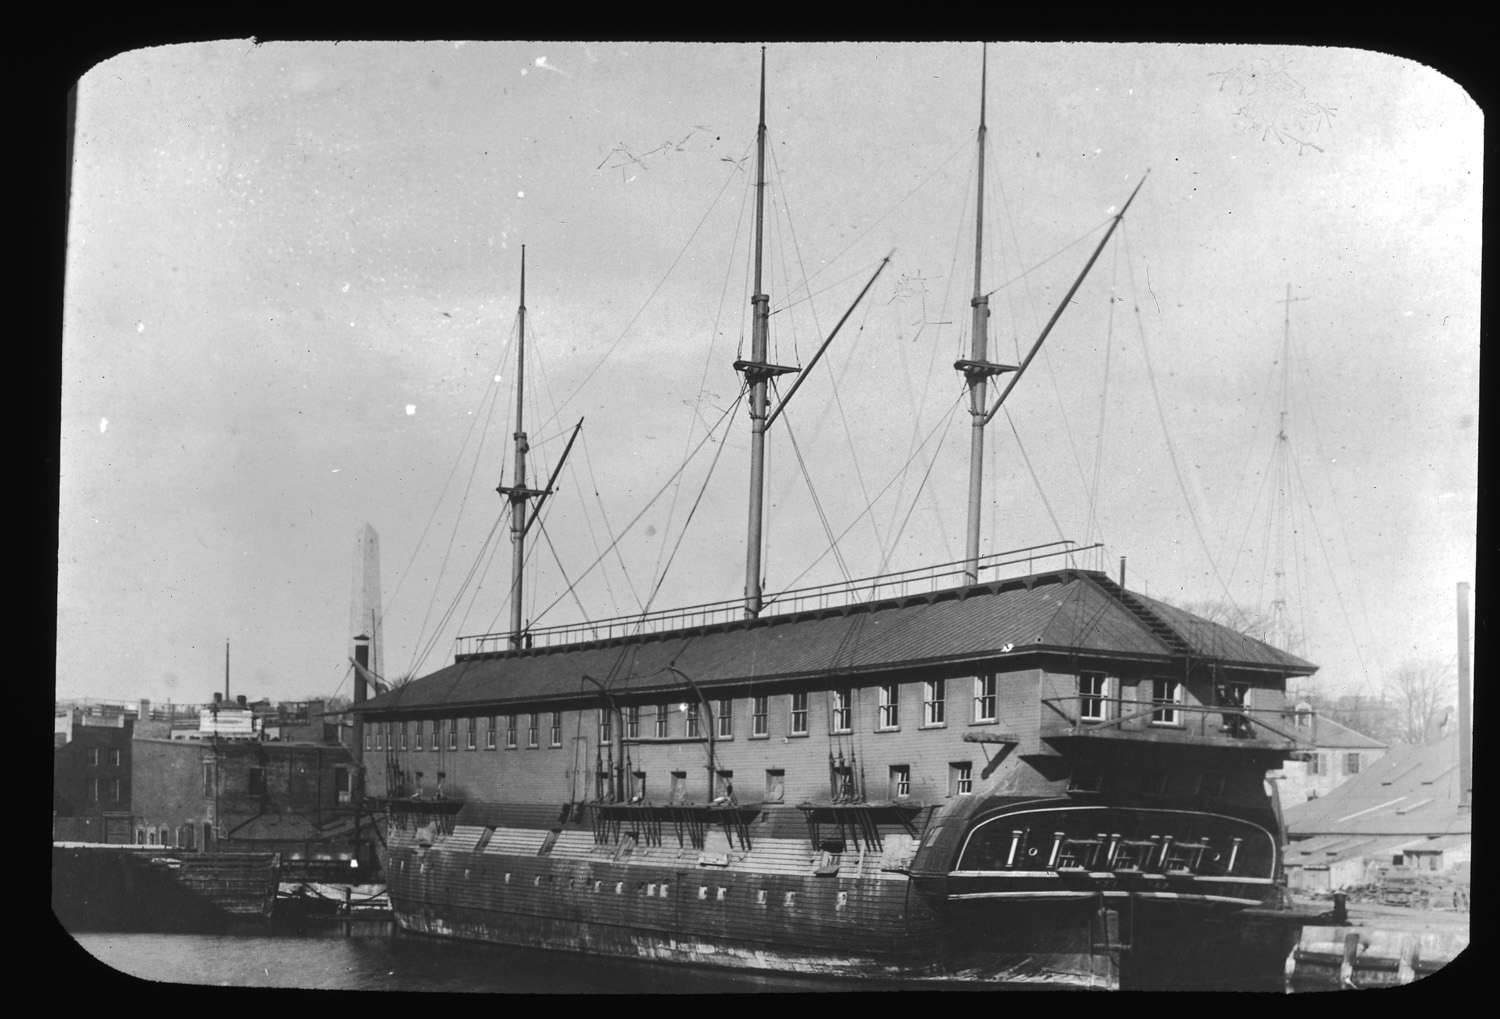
[517,191,525,199]
[99,417,108,433]
[136,322,144,334]
[406,405,416,416]
[342,282,350,293]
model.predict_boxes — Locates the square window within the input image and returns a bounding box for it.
[1345,753,1361,775]
[878,685,899,729]
[715,769,734,801]
[86,748,99,767]
[974,675,997,723]
[107,748,121,767]
[764,769,785,803]
[790,693,808,735]
[923,680,946,726]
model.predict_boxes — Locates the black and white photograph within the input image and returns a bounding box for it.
[56,40,1476,991]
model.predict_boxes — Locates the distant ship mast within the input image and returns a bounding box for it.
[1268,283,1309,652]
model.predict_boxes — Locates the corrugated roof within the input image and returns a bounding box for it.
[361,570,1317,715]
[1283,739,1471,837]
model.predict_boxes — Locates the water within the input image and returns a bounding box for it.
[68,930,946,993]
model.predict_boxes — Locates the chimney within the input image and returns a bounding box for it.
[139,698,150,720]
[213,691,223,706]
[353,633,370,773]
[237,694,247,709]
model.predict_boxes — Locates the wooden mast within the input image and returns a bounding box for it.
[735,47,796,619]
[957,45,1018,584]
[499,247,541,648]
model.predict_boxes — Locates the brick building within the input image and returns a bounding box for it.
[53,707,136,843]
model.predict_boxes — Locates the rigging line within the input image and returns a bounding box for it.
[777,388,967,596]
[575,429,633,614]
[528,389,744,630]
[1287,330,1382,672]
[773,262,889,318]
[631,387,739,629]
[828,297,885,557]
[534,511,592,626]
[580,427,641,613]
[1226,432,1282,592]
[1085,243,1121,547]
[1002,406,1069,543]
[402,321,517,677]
[767,141,824,368]
[780,133,972,311]
[884,386,967,574]
[541,153,748,435]
[982,216,1115,300]
[882,159,973,571]
[1216,346,1281,566]
[1126,271,1233,605]
[1286,440,1370,679]
[409,510,508,677]
[780,404,854,584]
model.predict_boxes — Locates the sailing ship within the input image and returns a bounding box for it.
[354,47,1317,989]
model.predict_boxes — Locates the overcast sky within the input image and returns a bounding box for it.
[59,41,1479,709]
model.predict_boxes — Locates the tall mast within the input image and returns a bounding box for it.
[499,247,538,648]
[957,45,1017,584]
[736,47,785,619]
[1269,283,1308,651]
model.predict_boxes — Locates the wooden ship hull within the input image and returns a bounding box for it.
[352,46,1318,991]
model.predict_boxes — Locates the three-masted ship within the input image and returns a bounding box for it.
[354,47,1316,989]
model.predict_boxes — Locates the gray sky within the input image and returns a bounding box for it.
[60,41,1479,708]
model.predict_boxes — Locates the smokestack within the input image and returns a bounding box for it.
[237,694,247,709]
[225,640,230,701]
[1457,582,1471,809]
[353,633,370,772]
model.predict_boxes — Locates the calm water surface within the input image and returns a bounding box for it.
[72,930,946,993]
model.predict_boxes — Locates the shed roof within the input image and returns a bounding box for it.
[1282,739,1471,837]
[359,569,1316,715]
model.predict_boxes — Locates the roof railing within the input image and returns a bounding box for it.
[455,541,1098,658]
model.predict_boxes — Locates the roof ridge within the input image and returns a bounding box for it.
[1086,574,1194,657]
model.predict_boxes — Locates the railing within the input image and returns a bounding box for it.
[1040,696,1317,748]
[455,541,1098,657]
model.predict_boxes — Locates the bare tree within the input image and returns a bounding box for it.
[1384,658,1456,745]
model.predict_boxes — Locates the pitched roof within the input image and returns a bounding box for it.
[1304,714,1387,750]
[360,569,1317,715]
[1282,739,1472,837]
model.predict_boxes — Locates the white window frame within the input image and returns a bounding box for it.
[831,689,852,734]
[751,696,769,737]
[790,692,809,736]
[890,765,910,799]
[923,680,946,727]
[950,762,973,796]
[1079,672,1110,723]
[1150,679,1183,727]
[973,675,997,723]
[878,684,899,730]
[716,699,733,739]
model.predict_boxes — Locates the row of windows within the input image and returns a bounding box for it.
[366,678,1009,752]
[82,747,123,767]
[583,761,976,804]
[1306,752,1363,776]
[86,777,123,802]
